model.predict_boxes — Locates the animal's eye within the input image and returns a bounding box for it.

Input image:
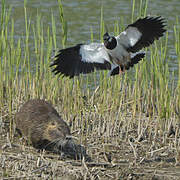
[51,121,56,126]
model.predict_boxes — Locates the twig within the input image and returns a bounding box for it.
[128,138,137,160]
[146,147,167,154]
[31,165,49,173]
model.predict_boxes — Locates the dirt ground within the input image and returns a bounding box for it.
[1,114,180,180]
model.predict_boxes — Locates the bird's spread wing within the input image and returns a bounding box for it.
[117,16,166,53]
[50,43,111,78]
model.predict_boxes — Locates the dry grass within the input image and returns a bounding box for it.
[1,112,180,179]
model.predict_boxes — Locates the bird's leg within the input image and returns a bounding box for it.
[117,56,128,75]
[119,65,125,74]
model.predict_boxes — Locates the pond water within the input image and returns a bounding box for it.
[2,0,180,78]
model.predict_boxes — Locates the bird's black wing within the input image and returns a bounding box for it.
[117,16,166,53]
[50,43,111,78]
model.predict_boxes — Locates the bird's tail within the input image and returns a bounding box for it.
[110,52,145,76]
[126,52,145,70]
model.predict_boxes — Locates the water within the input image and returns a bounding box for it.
[2,0,180,75]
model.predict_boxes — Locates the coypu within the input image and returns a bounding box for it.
[15,99,88,160]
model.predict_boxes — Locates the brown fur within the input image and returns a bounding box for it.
[15,99,88,160]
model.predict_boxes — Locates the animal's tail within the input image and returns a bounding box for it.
[110,53,145,76]
[126,52,145,70]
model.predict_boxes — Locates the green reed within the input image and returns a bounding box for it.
[58,0,67,48]
[0,0,179,140]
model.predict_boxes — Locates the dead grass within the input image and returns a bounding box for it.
[1,106,180,180]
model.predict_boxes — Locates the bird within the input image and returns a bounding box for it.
[50,16,166,78]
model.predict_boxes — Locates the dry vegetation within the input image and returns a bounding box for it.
[0,0,180,179]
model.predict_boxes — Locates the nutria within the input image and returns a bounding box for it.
[15,99,88,160]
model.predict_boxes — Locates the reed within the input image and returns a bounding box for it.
[0,0,179,143]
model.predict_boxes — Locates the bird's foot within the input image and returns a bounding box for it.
[119,66,125,74]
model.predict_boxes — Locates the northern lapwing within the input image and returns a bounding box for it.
[50,16,166,78]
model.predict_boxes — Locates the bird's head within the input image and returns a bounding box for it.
[103,32,117,50]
